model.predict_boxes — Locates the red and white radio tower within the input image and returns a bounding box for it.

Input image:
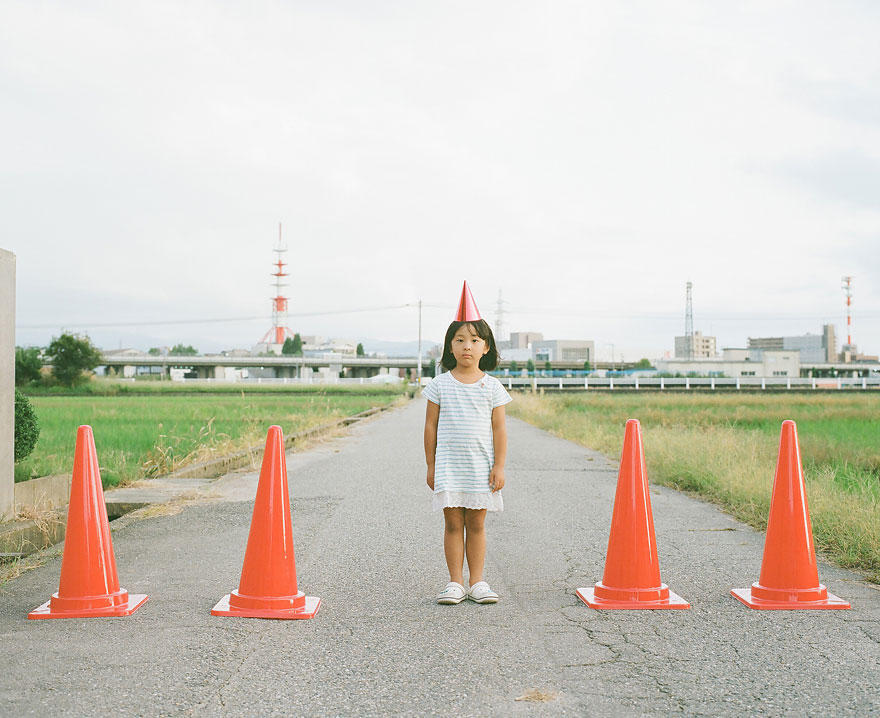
[841,275,854,348]
[260,223,296,346]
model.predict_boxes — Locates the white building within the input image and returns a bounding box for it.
[532,340,595,363]
[655,348,799,378]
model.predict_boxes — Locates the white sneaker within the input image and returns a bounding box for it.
[436,582,467,604]
[468,581,499,604]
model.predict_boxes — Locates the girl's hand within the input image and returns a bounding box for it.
[489,466,505,492]
[426,466,435,490]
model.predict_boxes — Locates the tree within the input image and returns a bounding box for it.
[148,347,161,356]
[634,358,653,370]
[544,361,552,372]
[509,360,519,373]
[583,361,592,371]
[526,359,535,373]
[46,333,102,387]
[14,388,40,462]
[15,346,42,386]
[169,344,198,356]
[291,333,303,356]
[282,337,296,355]
[356,342,365,357]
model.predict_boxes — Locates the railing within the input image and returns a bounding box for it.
[494,376,880,391]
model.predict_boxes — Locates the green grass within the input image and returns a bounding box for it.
[15,389,405,488]
[23,378,408,397]
[508,392,880,582]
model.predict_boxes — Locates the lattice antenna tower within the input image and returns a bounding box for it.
[842,275,854,347]
[260,223,295,345]
[685,281,694,360]
[495,289,507,342]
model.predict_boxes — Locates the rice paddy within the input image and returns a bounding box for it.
[16,385,405,488]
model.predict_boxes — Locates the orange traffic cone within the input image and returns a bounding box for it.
[28,426,148,619]
[212,425,320,619]
[577,419,689,609]
[731,420,850,609]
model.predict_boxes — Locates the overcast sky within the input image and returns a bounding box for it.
[3,1,879,360]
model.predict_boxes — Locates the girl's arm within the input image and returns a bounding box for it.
[489,405,507,492]
[424,400,439,490]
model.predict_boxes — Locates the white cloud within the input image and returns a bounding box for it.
[2,0,879,359]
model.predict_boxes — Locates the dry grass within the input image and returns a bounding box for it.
[509,392,880,582]
[514,689,558,702]
[0,553,50,590]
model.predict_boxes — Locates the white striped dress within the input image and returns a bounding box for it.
[423,371,512,512]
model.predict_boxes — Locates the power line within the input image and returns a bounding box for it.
[16,303,878,331]
[16,304,413,330]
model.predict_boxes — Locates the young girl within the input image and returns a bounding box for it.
[423,282,512,605]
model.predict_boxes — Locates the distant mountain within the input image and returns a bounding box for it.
[360,339,439,357]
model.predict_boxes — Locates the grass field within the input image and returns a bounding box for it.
[16,386,406,488]
[508,392,880,582]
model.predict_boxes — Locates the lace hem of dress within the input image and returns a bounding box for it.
[432,490,503,512]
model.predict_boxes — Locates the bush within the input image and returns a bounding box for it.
[46,332,103,387]
[14,388,40,462]
[15,346,43,385]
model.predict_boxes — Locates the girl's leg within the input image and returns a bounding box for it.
[443,507,466,584]
[463,508,487,585]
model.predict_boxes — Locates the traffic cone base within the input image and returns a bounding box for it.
[577,584,689,610]
[28,592,148,619]
[731,585,850,610]
[211,593,320,620]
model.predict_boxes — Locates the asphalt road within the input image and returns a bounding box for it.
[1,398,878,716]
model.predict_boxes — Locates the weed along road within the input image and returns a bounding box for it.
[1,399,878,715]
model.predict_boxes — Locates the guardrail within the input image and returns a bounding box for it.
[493,376,880,391]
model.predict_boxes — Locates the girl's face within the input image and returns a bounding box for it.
[450,324,489,369]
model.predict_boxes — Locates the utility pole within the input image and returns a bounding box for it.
[417,299,422,384]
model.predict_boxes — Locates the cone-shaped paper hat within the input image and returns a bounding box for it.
[28,425,148,618]
[731,420,850,609]
[576,419,688,609]
[212,425,320,618]
[454,281,482,322]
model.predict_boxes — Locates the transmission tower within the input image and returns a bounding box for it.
[259,223,296,346]
[685,281,694,359]
[494,289,506,342]
[842,275,854,348]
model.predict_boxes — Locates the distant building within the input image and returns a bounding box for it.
[532,340,594,364]
[674,331,717,359]
[507,331,544,349]
[656,348,799,378]
[748,324,836,363]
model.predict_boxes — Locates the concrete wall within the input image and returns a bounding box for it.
[1,249,14,520]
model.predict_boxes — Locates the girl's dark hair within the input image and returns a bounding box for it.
[441,319,499,371]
